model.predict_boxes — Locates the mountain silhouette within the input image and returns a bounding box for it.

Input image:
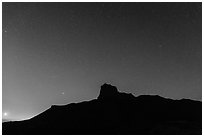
[2,83,202,135]
[2,119,11,123]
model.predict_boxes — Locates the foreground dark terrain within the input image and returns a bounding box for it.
[2,84,202,135]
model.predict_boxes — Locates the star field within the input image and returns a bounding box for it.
[2,2,201,120]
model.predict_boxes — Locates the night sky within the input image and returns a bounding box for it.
[2,2,202,121]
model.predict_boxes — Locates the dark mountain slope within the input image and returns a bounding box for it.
[2,83,201,135]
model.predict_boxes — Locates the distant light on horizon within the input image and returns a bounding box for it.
[3,112,8,117]
[2,2,201,121]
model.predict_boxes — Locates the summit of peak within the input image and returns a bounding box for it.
[97,83,119,99]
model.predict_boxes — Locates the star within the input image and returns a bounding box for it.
[4,30,7,33]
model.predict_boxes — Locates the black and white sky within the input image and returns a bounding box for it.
[2,2,202,120]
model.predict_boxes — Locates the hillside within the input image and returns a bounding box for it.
[2,83,202,135]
